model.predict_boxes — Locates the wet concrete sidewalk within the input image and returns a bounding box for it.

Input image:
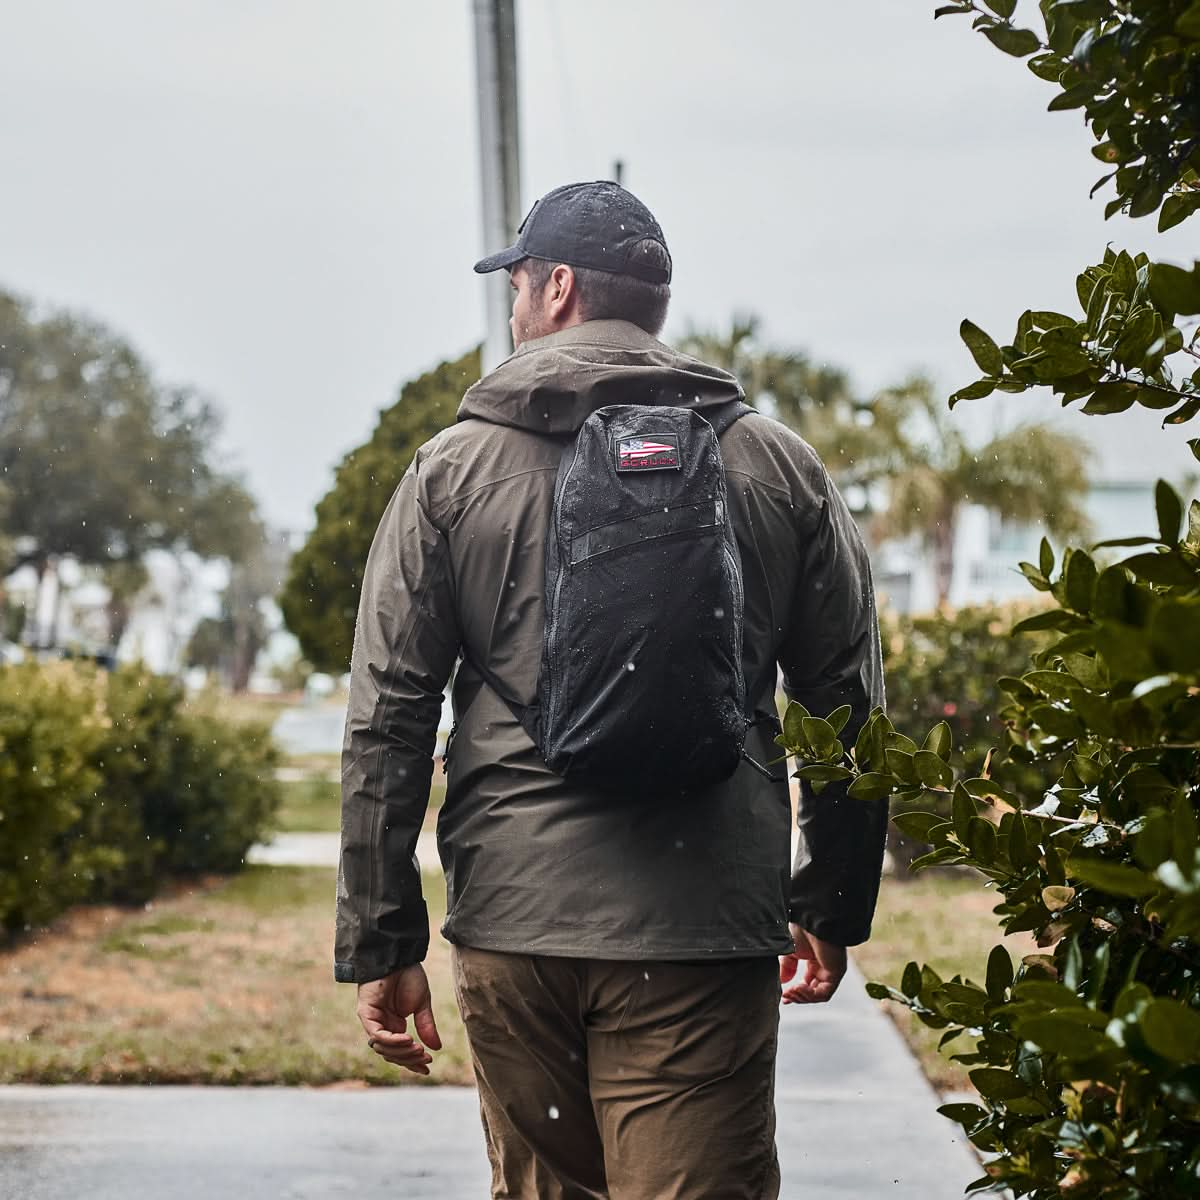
[0,959,981,1199]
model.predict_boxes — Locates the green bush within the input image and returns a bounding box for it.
[0,661,282,935]
[151,705,280,875]
[881,605,1060,869]
[783,480,1200,1196]
[0,662,108,932]
[784,4,1200,1191]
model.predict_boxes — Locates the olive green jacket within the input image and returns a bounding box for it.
[335,320,886,984]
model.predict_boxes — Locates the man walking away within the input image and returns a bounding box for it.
[336,180,887,1200]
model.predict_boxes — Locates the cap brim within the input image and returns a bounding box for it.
[473,244,525,274]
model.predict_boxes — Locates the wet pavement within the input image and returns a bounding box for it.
[0,960,981,1199]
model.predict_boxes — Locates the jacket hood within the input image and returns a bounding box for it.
[457,319,745,435]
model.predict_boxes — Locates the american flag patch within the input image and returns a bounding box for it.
[615,433,681,472]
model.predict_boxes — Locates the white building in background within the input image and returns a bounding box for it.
[873,395,1197,614]
[4,530,304,679]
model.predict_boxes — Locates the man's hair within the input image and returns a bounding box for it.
[522,241,671,336]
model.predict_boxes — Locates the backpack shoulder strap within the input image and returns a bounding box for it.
[705,400,754,437]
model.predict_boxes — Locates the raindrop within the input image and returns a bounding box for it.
[713,607,724,620]
[548,1105,560,1120]
[625,662,635,672]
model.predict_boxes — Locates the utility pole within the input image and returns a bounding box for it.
[472,0,522,373]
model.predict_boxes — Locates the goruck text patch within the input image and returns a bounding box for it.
[615,433,681,472]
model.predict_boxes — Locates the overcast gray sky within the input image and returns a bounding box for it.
[1,1,1194,530]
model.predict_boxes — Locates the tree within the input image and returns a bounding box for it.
[778,4,1200,1195]
[280,348,480,673]
[870,378,1090,606]
[679,316,885,498]
[0,290,262,647]
[185,516,285,692]
[682,320,1092,603]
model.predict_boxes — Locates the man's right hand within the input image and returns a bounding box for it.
[356,964,442,1075]
[780,923,847,1004]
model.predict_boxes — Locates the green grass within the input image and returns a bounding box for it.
[274,777,447,833]
[850,871,1037,1093]
[0,866,470,1086]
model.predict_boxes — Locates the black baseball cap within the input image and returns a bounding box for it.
[473,181,672,285]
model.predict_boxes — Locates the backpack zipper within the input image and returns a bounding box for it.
[542,441,583,747]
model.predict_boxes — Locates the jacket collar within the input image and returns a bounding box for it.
[457,319,745,436]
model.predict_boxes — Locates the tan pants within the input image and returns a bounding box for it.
[451,946,781,1200]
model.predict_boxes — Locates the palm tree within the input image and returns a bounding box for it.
[868,378,1090,607]
[678,319,1091,607]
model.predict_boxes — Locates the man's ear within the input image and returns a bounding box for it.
[546,264,578,320]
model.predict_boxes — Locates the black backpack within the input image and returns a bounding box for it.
[468,401,774,794]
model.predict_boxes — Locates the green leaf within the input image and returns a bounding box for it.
[969,1066,1029,1100]
[885,748,919,784]
[963,778,1018,806]
[1064,551,1097,613]
[1120,551,1197,585]
[949,378,998,406]
[847,772,895,802]
[801,715,837,753]
[1159,192,1200,233]
[1047,80,1093,110]
[901,960,923,998]
[937,1102,988,1127]
[923,721,953,761]
[824,704,852,735]
[1176,1,1200,38]
[1164,397,1200,425]
[914,749,954,789]
[1027,52,1064,82]
[953,784,977,842]
[892,811,951,843]
[795,764,853,789]
[1069,857,1156,897]
[982,0,1015,17]
[1018,1016,1112,1058]
[1150,262,1200,317]
[984,24,1041,56]
[1188,438,1200,464]
[1156,480,1184,545]
[967,816,997,864]
[986,944,1013,1000]
[1115,308,1158,365]
[852,711,879,768]
[1039,537,1054,578]
[782,701,807,750]
[1081,380,1138,415]
[959,319,1005,375]
[1109,251,1136,294]
[1012,609,1083,634]
[1140,998,1200,1063]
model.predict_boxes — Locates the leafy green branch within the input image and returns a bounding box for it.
[777,469,1200,1196]
[951,250,1200,424]
[935,1,1200,225]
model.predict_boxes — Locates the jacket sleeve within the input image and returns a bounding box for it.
[334,457,460,984]
[779,464,887,947]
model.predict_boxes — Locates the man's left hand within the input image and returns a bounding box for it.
[356,964,442,1075]
[780,924,847,1004]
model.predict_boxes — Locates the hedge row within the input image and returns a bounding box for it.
[0,661,281,936]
